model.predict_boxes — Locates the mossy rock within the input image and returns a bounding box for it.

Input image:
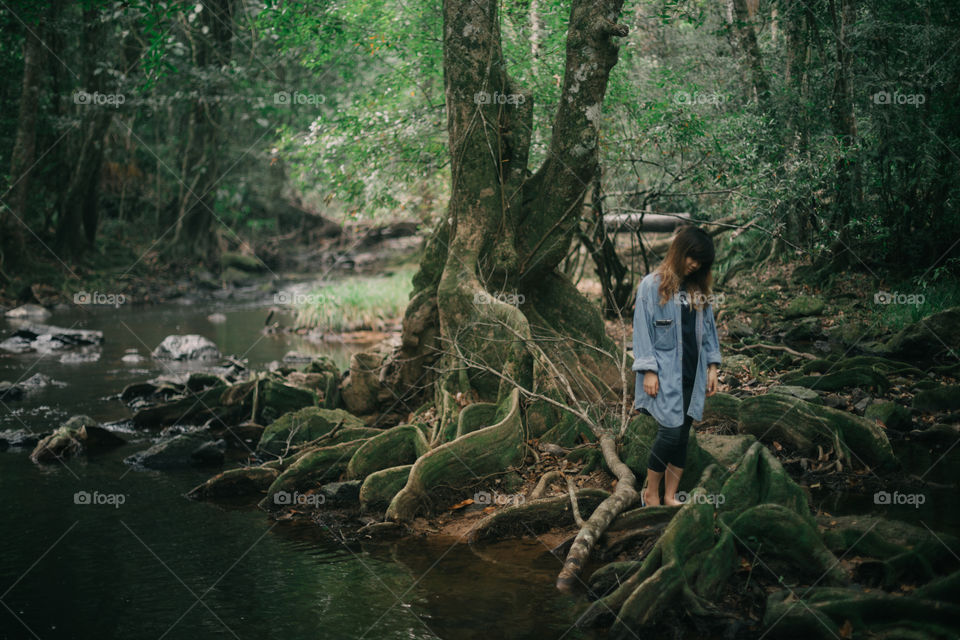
[258,379,318,423]
[864,401,912,431]
[302,355,340,376]
[783,295,824,318]
[737,394,898,471]
[30,416,113,463]
[884,307,960,364]
[724,316,754,338]
[345,424,429,480]
[721,353,758,378]
[696,433,757,469]
[258,407,367,456]
[783,317,823,342]
[359,464,413,512]
[132,385,229,428]
[340,351,386,415]
[702,392,742,422]
[913,385,960,412]
[768,384,822,404]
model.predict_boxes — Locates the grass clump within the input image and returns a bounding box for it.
[294,267,415,332]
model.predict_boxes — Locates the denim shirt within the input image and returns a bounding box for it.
[632,272,722,427]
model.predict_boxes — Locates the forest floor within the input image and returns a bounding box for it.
[265,258,959,552]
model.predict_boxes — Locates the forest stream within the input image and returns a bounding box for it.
[0,295,601,640]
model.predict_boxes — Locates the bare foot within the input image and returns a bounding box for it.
[642,490,660,506]
[663,496,683,506]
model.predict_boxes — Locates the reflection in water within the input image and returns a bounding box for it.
[0,300,599,639]
[0,449,598,639]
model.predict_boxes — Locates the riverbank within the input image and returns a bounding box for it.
[5,257,959,638]
[0,219,423,311]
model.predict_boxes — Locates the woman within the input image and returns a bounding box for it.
[632,225,722,507]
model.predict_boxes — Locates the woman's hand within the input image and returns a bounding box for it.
[706,364,719,397]
[643,371,659,397]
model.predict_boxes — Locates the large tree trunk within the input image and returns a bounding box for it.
[729,0,770,105]
[378,0,630,522]
[54,6,112,258]
[4,12,47,276]
[823,0,861,270]
[170,0,234,261]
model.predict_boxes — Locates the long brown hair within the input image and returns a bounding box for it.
[654,224,716,310]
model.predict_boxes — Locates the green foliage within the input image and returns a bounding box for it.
[0,0,957,286]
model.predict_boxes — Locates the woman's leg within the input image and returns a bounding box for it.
[642,468,664,506]
[663,384,695,506]
[646,423,681,505]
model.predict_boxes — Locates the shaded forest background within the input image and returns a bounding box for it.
[0,0,958,310]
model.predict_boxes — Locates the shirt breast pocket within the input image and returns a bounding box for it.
[653,318,676,351]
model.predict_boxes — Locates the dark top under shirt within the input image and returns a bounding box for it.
[680,284,698,387]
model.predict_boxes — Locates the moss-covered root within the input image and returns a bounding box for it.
[260,438,369,509]
[187,466,278,500]
[385,388,524,522]
[467,488,611,543]
[345,424,428,480]
[729,504,849,585]
[581,446,827,633]
[818,515,960,588]
[719,441,815,527]
[761,587,960,639]
[737,394,898,471]
[606,499,727,635]
[578,466,733,632]
[358,464,413,513]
